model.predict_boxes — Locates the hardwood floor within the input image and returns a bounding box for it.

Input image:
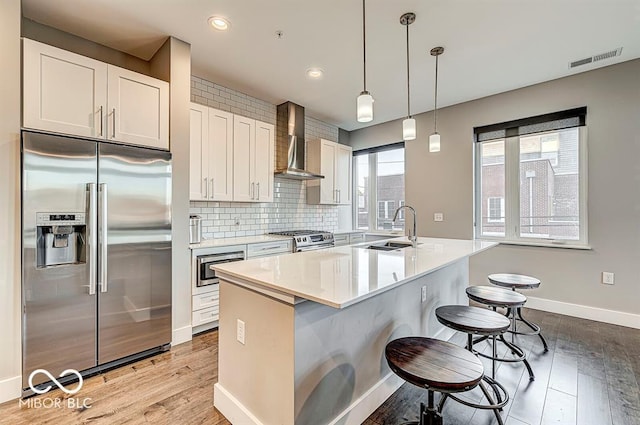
[366,309,640,425]
[0,309,638,425]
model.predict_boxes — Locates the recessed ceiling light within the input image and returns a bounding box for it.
[208,16,230,31]
[306,68,324,79]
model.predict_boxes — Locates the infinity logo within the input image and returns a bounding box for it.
[28,369,83,395]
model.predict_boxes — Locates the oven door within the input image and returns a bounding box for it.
[296,243,335,252]
[197,251,245,286]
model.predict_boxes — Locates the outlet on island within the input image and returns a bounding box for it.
[237,319,245,344]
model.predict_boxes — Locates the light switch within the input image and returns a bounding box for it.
[237,319,245,344]
[434,213,444,222]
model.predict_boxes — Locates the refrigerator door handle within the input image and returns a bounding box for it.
[99,183,108,293]
[87,183,97,295]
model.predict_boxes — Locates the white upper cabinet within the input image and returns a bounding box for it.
[307,139,352,205]
[335,143,352,205]
[23,39,169,150]
[208,108,234,201]
[189,103,209,201]
[254,121,275,202]
[107,66,169,150]
[232,116,274,203]
[189,104,234,201]
[23,38,107,139]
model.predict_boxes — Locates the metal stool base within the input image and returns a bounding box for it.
[505,307,549,352]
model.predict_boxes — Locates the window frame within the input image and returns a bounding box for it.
[474,119,589,249]
[352,143,405,233]
[487,197,505,223]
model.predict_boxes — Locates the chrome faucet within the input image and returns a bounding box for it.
[392,205,418,247]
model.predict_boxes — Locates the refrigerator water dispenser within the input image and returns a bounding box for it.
[36,212,86,267]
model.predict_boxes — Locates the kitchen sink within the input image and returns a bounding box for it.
[364,241,418,251]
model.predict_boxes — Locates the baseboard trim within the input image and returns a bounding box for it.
[0,375,21,404]
[171,325,192,346]
[328,372,404,425]
[214,383,265,425]
[526,296,640,329]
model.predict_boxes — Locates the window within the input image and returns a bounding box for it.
[475,107,587,246]
[487,197,505,222]
[353,143,405,231]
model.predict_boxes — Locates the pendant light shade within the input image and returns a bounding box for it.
[400,13,416,141]
[403,118,416,140]
[429,46,444,152]
[357,91,373,122]
[357,0,374,122]
[429,133,440,152]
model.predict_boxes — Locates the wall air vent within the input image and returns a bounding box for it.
[569,47,623,69]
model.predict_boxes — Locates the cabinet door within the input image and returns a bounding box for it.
[233,116,255,202]
[189,103,209,201]
[335,144,352,205]
[107,65,169,150]
[23,39,107,138]
[209,109,234,201]
[320,140,337,204]
[254,121,275,202]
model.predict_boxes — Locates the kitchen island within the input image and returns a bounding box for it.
[212,237,497,425]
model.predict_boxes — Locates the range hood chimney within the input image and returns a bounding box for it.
[274,102,324,180]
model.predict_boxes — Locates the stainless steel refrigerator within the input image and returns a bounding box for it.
[22,131,172,393]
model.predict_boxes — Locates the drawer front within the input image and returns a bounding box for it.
[192,306,219,326]
[349,233,365,244]
[193,289,219,310]
[334,234,349,246]
[247,240,292,258]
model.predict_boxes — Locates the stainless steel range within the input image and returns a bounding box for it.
[268,230,334,252]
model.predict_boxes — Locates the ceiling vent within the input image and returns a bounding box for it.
[569,47,623,69]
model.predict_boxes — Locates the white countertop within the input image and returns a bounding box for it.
[213,237,498,308]
[189,234,291,250]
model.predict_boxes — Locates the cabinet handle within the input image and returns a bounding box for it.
[338,189,341,204]
[111,108,116,138]
[203,177,208,198]
[98,106,103,137]
[209,178,214,199]
[251,182,255,199]
[257,182,260,200]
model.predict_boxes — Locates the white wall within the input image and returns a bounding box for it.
[0,0,22,403]
[349,59,640,322]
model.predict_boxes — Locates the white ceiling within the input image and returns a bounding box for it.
[22,0,640,131]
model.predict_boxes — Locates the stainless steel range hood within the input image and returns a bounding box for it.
[274,102,324,180]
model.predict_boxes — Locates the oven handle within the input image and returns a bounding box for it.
[198,252,245,263]
[296,244,334,252]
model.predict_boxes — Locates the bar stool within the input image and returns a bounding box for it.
[386,337,507,425]
[488,273,549,352]
[465,286,535,381]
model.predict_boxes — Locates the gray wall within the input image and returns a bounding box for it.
[349,59,640,316]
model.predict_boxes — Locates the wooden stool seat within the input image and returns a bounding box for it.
[385,337,483,392]
[466,286,527,308]
[488,273,540,290]
[435,305,510,336]
[386,337,508,425]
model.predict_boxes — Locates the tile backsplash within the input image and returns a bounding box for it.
[191,178,338,239]
[190,75,343,238]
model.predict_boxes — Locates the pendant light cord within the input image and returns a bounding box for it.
[433,54,439,132]
[406,23,411,118]
[362,0,367,92]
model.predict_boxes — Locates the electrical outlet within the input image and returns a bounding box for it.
[237,319,245,344]
[234,217,240,226]
[434,213,444,222]
[602,272,615,285]
[421,285,427,302]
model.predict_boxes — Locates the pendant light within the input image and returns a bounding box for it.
[400,13,416,141]
[357,0,373,122]
[429,46,444,152]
